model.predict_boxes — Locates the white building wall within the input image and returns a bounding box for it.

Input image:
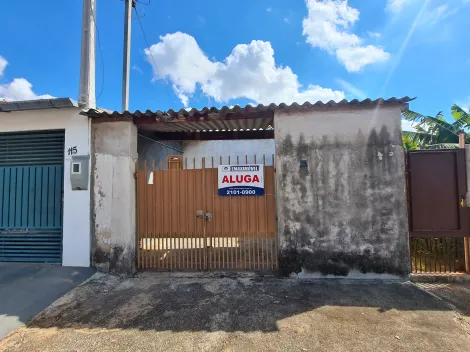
[182,139,275,168]
[0,108,91,267]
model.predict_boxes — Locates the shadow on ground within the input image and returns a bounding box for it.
[23,272,468,333]
[0,263,95,339]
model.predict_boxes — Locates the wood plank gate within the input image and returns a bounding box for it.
[136,155,277,271]
[407,149,469,273]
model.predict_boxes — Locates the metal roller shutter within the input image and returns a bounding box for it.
[0,130,64,263]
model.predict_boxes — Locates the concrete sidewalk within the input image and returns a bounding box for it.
[1,272,469,352]
[0,263,95,340]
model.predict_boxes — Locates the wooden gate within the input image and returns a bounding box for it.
[407,149,469,273]
[136,155,277,271]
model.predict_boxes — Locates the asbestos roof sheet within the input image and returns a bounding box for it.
[82,97,413,133]
[0,98,78,112]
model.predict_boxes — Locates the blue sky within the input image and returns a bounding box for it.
[1,0,469,129]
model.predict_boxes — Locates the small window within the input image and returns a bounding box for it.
[72,162,81,174]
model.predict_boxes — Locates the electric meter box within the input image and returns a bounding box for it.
[70,155,90,190]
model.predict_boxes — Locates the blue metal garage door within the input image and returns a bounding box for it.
[0,131,64,263]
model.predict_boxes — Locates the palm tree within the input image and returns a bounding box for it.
[402,105,470,150]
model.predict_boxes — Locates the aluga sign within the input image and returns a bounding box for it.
[218,164,264,196]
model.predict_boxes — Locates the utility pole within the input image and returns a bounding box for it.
[122,0,133,112]
[78,0,96,109]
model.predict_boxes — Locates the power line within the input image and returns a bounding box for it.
[138,133,182,153]
[133,5,180,108]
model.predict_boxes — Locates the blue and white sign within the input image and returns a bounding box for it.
[218,164,264,196]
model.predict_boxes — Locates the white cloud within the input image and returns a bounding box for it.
[0,55,53,101]
[266,8,272,12]
[145,32,345,107]
[367,31,382,39]
[336,45,390,72]
[0,78,54,102]
[387,0,414,14]
[422,4,458,25]
[0,55,7,77]
[302,0,390,72]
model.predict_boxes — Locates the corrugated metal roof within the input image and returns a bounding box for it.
[0,98,78,112]
[82,97,414,133]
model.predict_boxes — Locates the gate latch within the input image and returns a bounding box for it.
[195,210,212,221]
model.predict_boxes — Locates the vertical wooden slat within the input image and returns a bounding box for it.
[263,155,268,269]
[169,161,174,270]
[159,160,163,268]
[152,165,157,269]
[193,157,197,270]
[202,157,206,270]
[185,158,188,269]
[210,157,215,270]
[244,155,250,269]
[151,160,156,269]
[177,164,181,270]
[144,160,148,269]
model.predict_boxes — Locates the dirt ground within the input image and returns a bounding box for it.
[1,272,469,352]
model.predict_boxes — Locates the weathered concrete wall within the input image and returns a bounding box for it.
[275,106,410,278]
[91,120,137,274]
[182,139,275,168]
[137,136,182,169]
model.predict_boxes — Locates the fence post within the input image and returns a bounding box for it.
[459,130,470,273]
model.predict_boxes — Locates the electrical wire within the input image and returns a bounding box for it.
[138,133,183,153]
[90,10,105,99]
[133,5,181,108]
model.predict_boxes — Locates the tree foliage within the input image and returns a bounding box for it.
[402,104,469,150]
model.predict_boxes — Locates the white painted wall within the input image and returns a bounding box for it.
[182,139,275,168]
[0,107,91,267]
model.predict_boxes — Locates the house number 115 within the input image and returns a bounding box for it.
[68,146,78,155]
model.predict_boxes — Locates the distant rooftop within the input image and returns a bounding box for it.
[0,98,78,112]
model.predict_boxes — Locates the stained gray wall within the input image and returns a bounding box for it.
[137,135,182,169]
[91,120,137,274]
[275,106,410,277]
